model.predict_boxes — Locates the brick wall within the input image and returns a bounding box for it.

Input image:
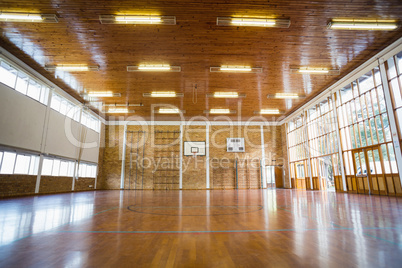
[99,124,285,190]
[39,176,73,193]
[75,177,96,191]
[183,125,206,189]
[0,174,36,197]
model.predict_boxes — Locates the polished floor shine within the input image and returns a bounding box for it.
[1,189,402,267]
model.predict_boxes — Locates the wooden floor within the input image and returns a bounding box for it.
[1,189,402,267]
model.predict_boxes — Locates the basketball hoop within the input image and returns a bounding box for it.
[192,152,197,159]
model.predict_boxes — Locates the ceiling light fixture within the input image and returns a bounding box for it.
[99,15,176,25]
[0,12,58,23]
[328,19,398,30]
[45,65,99,72]
[255,109,282,115]
[106,108,132,114]
[87,91,121,97]
[291,67,339,75]
[217,17,290,28]
[143,91,184,97]
[220,66,252,71]
[206,92,247,98]
[127,65,181,72]
[204,109,236,114]
[267,93,306,99]
[157,108,183,114]
[213,92,238,98]
[210,66,262,73]
[103,103,143,107]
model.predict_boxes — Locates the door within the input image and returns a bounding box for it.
[295,162,306,189]
[317,158,327,190]
[351,146,385,195]
[365,146,387,195]
[275,166,284,188]
[265,166,275,188]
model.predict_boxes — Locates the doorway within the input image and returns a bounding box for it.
[317,156,335,191]
[295,162,307,189]
[351,146,386,195]
[265,166,284,189]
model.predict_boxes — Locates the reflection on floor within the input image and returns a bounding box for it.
[0,189,402,267]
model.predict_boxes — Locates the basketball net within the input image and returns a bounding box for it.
[192,152,197,159]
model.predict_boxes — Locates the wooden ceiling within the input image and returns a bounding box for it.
[0,0,402,121]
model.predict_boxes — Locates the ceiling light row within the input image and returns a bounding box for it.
[1,12,398,31]
[44,64,340,75]
[88,91,306,100]
[103,106,282,115]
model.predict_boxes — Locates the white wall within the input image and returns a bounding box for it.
[45,110,81,159]
[0,83,46,152]
[80,127,100,163]
[0,82,100,164]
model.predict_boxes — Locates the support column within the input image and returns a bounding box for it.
[206,123,210,189]
[304,111,314,190]
[260,125,266,188]
[35,87,52,194]
[72,107,83,191]
[285,123,292,188]
[120,123,128,189]
[179,123,183,189]
[333,91,348,192]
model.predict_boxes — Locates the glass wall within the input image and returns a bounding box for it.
[286,49,402,196]
[386,51,402,144]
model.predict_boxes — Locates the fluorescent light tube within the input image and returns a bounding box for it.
[45,65,99,72]
[275,93,300,99]
[210,109,231,114]
[100,15,176,25]
[210,66,262,73]
[328,20,398,30]
[217,17,290,28]
[231,19,275,27]
[213,92,239,98]
[158,108,180,114]
[0,13,42,21]
[150,91,177,97]
[0,12,58,23]
[115,16,162,23]
[298,69,329,74]
[260,109,281,115]
[291,67,339,75]
[107,108,129,114]
[138,65,171,71]
[88,92,115,97]
[127,65,180,72]
[220,66,252,72]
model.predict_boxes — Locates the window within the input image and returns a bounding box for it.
[52,159,61,176]
[41,157,75,177]
[81,111,100,133]
[0,57,49,105]
[41,158,53,176]
[386,51,402,142]
[0,151,40,175]
[14,155,30,174]
[78,163,97,178]
[50,92,82,122]
[0,61,17,88]
[0,152,16,174]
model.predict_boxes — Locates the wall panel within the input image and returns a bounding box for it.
[0,84,46,152]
